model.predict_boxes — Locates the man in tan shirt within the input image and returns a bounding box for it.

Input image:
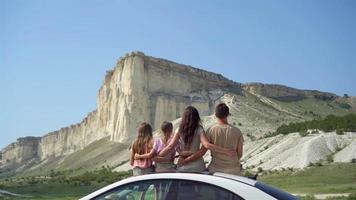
[205,103,244,175]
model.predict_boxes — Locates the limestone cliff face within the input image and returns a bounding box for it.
[99,52,241,142]
[1,52,241,165]
[1,137,40,164]
[38,110,101,159]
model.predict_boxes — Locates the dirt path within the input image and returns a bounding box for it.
[0,189,31,198]
[314,193,350,199]
[296,193,350,199]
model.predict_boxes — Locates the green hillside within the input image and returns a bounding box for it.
[260,163,356,194]
[265,114,356,137]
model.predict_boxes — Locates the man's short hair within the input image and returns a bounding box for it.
[215,103,230,119]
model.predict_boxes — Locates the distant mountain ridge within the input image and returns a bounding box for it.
[243,83,338,101]
[1,51,355,177]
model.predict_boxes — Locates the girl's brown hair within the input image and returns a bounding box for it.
[161,121,173,143]
[132,122,153,154]
[179,106,201,148]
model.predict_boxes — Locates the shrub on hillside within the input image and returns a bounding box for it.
[243,170,254,177]
[268,114,356,137]
[326,155,334,163]
[336,129,344,135]
[339,103,352,110]
[311,129,318,134]
[287,167,294,172]
[336,147,342,152]
[299,131,309,137]
[246,133,256,141]
[348,193,356,200]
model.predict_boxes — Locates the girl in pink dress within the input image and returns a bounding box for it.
[130,122,154,176]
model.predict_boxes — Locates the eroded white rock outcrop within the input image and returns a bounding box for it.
[1,137,40,165]
[242,132,356,171]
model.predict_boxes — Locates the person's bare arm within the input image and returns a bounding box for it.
[237,137,243,160]
[200,133,236,157]
[179,146,207,166]
[130,145,135,166]
[158,133,179,157]
[135,148,155,159]
[179,150,193,158]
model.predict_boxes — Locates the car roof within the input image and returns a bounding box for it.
[213,172,257,186]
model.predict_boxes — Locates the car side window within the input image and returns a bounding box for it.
[93,179,243,200]
[168,180,243,200]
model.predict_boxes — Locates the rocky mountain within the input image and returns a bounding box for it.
[1,51,355,177]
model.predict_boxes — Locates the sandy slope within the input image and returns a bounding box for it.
[243,132,356,171]
[334,139,356,162]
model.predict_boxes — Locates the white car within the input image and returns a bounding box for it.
[80,172,299,200]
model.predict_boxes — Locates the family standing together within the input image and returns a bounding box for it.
[130,103,244,176]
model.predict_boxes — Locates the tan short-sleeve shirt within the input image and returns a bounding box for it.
[206,123,244,175]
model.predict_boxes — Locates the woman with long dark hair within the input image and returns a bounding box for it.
[158,106,205,172]
[159,106,235,172]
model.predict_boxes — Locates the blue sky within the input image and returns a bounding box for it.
[1,0,355,149]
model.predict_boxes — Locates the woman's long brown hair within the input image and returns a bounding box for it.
[179,106,201,148]
[132,122,153,154]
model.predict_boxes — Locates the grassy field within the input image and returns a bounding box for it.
[260,163,356,194]
[1,163,356,199]
[0,183,106,200]
[0,167,132,200]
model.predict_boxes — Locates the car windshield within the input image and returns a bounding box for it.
[93,179,243,200]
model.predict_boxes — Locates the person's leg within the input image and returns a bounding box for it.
[133,167,142,176]
[154,183,160,200]
[156,163,175,173]
[138,181,149,200]
[140,190,146,200]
